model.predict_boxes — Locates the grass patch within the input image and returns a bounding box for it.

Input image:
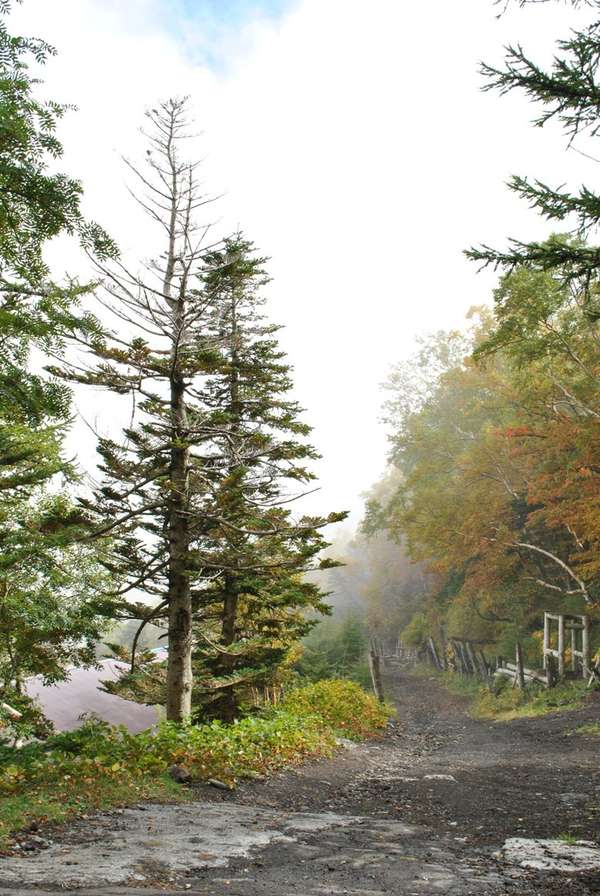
[558,832,580,845]
[428,667,589,721]
[0,679,388,848]
[0,775,190,848]
[474,679,589,721]
[571,722,600,736]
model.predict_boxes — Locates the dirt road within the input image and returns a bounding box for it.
[2,671,600,895]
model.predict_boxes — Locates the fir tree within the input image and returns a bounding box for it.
[0,0,114,550]
[190,236,345,720]
[0,4,117,716]
[0,493,112,693]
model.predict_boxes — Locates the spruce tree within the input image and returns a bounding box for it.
[190,237,345,720]
[0,0,113,530]
[0,0,113,427]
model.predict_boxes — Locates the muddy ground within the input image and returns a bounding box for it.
[2,670,600,895]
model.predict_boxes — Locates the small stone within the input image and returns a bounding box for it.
[424,774,457,783]
[208,777,235,791]
[169,764,192,784]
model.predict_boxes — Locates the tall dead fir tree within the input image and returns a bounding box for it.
[59,99,219,720]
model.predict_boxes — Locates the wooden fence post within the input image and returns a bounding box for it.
[558,615,565,678]
[369,647,385,704]
[583,615,592,678]
[458,641,468,674]
[449,639,460,673]
[478,649,490,679]
[546,652,557,689]
[458,641,471,675]
[464,641,476,674]
[515,641,525,690]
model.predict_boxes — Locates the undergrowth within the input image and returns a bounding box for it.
[0,679,388,848]
[428,668,589,721]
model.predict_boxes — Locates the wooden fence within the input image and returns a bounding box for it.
[381,612,598,691]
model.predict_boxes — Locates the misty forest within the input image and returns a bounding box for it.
[3,1,600,894]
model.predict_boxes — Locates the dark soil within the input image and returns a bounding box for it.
[185,669,600,895]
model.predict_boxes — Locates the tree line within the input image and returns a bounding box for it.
[0,4,344,732]
[364,0,600,663]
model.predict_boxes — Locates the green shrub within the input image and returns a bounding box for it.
[0,679,389,844]
[472,679,588,720]
[282,679,390,739]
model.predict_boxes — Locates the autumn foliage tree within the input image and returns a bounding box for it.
[366,285,600,658]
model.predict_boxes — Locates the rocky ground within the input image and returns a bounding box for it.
[2,670,600,895]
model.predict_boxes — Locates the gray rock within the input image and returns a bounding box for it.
[168,763,192,784]
[208,777,235,791]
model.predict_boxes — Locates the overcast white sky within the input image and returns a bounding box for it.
[9,0,596,525]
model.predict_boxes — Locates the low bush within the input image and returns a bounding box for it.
[282,679,390,738]
[0,679,388,846]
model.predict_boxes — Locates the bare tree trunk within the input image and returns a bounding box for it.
[369,646,385,703]
[214,291,242,722]
[166,370,193,721]
[164,118,193,722]
[217,598,239,721]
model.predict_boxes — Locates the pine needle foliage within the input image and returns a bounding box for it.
[467,0,600,290]
[189,236,346,720]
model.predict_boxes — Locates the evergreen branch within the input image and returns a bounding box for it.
[481,28,600,137]
[466,239,600,280]
[509,175,600,230]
